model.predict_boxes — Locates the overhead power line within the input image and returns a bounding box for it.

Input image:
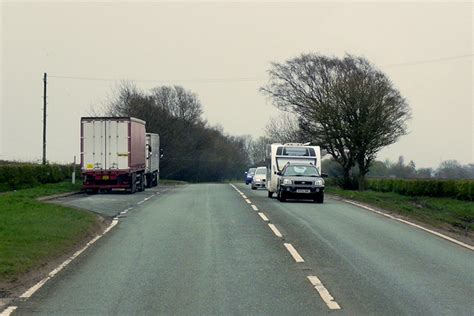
[48,53,473,83]
[48,74,266,83]
[383,53,474,68]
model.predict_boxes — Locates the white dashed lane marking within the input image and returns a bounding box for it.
[258,212,269,222]
[251,204,259,211]
[245,199,252,204]
[268,223,283,238]
[0,306,18,316]
[307,275,341,310]
[284,243,305,263]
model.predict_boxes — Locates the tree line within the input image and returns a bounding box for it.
[104,82,249,182]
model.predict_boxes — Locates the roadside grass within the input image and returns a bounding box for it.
[0,182,98,282]
[326,187,474,234]
[160,179,188,185]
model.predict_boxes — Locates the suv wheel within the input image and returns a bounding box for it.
[314,193,324,203]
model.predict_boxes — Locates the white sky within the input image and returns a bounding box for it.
[1,1,473,168]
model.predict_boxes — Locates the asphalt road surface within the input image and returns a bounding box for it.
[12,183,474,315]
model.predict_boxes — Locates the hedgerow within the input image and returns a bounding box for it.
[0,164,78,192]
[366,179,473,201]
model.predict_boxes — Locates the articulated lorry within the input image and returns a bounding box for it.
[81,117,147,193]
[145,133,160,188]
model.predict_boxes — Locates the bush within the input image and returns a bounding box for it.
[0,163,78,192]
[366,178,474,201]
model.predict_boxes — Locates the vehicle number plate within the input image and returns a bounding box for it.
[102,175,109,180]
[297,189,310,193]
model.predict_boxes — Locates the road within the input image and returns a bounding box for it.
[12,183,474,315]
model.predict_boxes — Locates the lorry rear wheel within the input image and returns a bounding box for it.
[268,191,273,198]
[145,174,151,188]
[139,175,145,192]
[129,173,137,194]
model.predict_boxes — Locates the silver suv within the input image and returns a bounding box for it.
[276,163,327,203]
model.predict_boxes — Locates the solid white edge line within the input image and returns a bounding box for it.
[343,200,474,251]
[137,200,144,205]
[268,223,283,238]
[284,243,305,262]
[251,204,259,211]
[245,199,252,204]
[307,276,341,310]
[19,218,119,299]
[258,212,269,221]
[0,306,18,316]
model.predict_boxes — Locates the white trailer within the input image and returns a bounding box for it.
[81,117,146,193]
[266,143,321,197]
[145,133,160,187]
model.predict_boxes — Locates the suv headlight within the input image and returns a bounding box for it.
[282,179,292,185]
[315,179,325,186]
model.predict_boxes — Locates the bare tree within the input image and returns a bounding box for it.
[150,86,203,123]
[261,53,411,189]
[265,112,304,144]
[249,136,271,165]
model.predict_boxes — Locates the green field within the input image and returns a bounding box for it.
[327,187,474,235]
[0,182,99,282]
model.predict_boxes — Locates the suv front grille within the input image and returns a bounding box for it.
[294,180,313,185]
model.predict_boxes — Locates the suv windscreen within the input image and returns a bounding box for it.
[255,168,266,175]
[283,165,319,177]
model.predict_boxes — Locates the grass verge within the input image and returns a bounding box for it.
[0,182,99,283]
[326,187,474,236]
[160,179,188,185]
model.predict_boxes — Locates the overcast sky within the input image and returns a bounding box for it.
[1,1,472,168]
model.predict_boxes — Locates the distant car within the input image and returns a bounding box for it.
[245,168,256,185]
[251,167,267,190]
[276,163,327,203]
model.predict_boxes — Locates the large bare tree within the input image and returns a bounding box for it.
[261,53,411,189]
[265,112,305,144]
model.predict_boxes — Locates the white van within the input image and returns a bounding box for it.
[266,143,321,197]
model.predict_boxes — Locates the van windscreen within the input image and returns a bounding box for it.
[277,146,315,157]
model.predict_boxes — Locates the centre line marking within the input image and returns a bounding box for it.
[241,194,247,199]
[0,306,18,316]
[307,276,341,310]
[268,223,283,237]
[284,243,304,262]
[251,204,259,211]
[245,199,252,204]
[258,212,269,221]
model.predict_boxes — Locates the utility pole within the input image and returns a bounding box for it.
[42,72,47,165]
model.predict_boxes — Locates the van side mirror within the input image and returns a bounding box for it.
[276,171,282,176]
[321,173,328,178]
